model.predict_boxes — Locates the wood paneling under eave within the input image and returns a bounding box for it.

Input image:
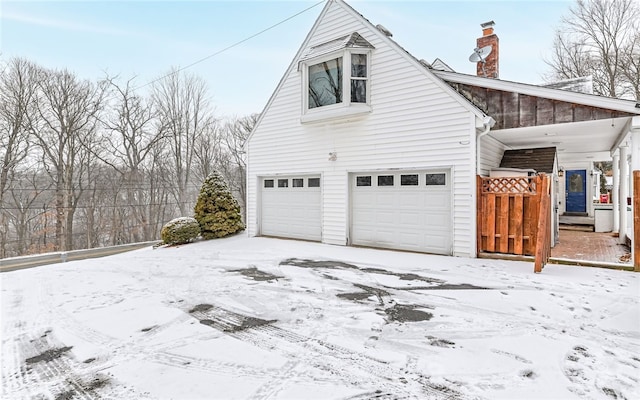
[447,83,635,130]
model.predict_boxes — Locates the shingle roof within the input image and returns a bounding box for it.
[301,32,374,61]
[500,147,557,174]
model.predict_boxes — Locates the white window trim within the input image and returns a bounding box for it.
[300,49,372,124]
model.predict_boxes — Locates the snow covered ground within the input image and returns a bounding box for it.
[1,235,639,400]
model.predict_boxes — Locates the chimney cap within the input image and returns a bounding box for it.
[480,21,495,29]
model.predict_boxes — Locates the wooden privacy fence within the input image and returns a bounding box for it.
[477,174,551,272]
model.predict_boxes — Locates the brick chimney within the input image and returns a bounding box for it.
[476,21,499,78]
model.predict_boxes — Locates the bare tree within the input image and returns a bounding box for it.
[152,69,215,216]
[28,67,106,251]
[0,57,258,256]
[100,76,167,241]
[5,169,50,256]
[0,58,38,257]
[218,114,258,219]
[545,0,640,99]
[621,30,640,100]
[193,122,223,186]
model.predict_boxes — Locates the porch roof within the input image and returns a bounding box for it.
[432,70,640,161]
[500,147,556,174]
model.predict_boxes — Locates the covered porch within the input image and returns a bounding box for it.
[435,70,640,270]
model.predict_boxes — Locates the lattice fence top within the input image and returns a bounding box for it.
[481,176,538,194]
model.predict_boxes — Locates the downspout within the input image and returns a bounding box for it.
[476,116,496,175]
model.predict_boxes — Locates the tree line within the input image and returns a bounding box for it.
[2,0,637,259]
[0,58,256,258]
[545,0,639,99]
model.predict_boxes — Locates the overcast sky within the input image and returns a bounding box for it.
[1,0,572,118]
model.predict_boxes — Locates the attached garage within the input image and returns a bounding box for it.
[350,170,452,255]
[260,175,322,241]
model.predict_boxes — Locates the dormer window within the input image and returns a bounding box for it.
[307,54,368,109]
[300,33,374,123]
[350,54,368,103]
[309,57,343,108]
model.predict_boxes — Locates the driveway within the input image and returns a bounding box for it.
[1,236,638,399]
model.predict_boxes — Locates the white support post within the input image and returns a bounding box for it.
[633,129,640,171]
[620,145,629,244]
[613,151,620,233]
[631,118,640,270]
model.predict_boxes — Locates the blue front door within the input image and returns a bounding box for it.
[566,170,586,213]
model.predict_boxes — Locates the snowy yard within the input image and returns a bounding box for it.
[1,235,639,400]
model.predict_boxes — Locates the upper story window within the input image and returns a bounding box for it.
[309,57,343,108]
[350,54,367,103]
[300,33,374,123]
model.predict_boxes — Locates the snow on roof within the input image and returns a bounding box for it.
[430,58,455,72]
[301,32,374,61]
[542,76,594,95]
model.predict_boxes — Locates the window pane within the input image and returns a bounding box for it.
[378,175,394,186]
[278,179,288,188]
[401,174,418,186]
[292,178,304,187]
[308,58,343,109]
[351,54,367,77]
[264,179,274,188]
[308,178,320,187]
[425,173,446,186]
[569,173,583,193]
[356,176,371,186]
[351,80,366,103]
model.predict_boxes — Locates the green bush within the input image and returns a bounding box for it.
[194,171,245,239]
[161,217,201,245]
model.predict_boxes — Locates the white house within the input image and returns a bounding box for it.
[246,0,640,259]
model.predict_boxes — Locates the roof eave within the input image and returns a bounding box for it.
[433,70,640,115]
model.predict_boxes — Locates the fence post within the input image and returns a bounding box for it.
[534,175,550,273]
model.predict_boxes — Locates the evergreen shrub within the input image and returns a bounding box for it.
[160,217,201,245]
[194,171,245,239]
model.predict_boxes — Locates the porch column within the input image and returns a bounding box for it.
[613,151,620,232]
[631,117,640,271]
[619,145,629,244]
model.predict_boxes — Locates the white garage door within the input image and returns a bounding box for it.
[351,170,452,255]
[260,175,321,241]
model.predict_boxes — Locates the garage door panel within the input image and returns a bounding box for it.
[261,175,321,241]
[425,193,450,209]
[399,193,422,206]
[353,193,375,206]
[375,211,395,224]
[376,230,396,244]
[399,212,422,226]
[423,212,449,226]
[399,233,420,247]
[351,170,452,255]
[423,234,449,250]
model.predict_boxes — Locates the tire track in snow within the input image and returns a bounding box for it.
[8,333,100,400]
[190,305,473,400]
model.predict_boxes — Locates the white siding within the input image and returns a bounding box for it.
[479,135,508,176]
[247,1,478,256]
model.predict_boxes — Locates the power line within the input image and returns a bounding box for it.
[137,0,325,90]
[5,184,205,192]
[0,200,196,211]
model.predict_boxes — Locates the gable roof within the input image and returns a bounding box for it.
[300,32,374,61]
[248,0,489,145]
[500,147,557,174]
[431,58,454,72]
